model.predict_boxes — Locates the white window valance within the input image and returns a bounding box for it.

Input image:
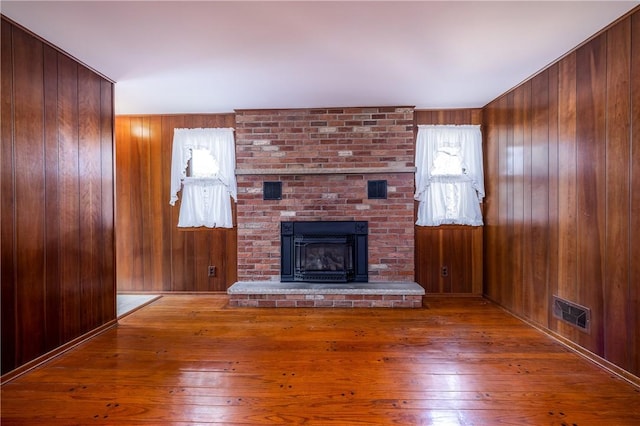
[169,128,237,228]
[414,124,484,226]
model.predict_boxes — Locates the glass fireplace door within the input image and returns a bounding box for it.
[294,235,355,282]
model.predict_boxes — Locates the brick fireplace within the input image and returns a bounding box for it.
[234,106,417,285]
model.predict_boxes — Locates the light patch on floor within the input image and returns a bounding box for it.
[117,294,160,318]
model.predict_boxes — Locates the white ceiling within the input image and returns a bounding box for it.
[2,1,638,115]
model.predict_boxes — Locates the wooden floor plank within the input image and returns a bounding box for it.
[2,295,639,425]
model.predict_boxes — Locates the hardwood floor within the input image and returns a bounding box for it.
[2,295,639,425]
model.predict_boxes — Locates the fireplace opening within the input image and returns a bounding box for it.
[295,235,355,282]
[281,221,368,282]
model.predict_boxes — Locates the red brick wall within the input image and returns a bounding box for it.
[235,107,416,282]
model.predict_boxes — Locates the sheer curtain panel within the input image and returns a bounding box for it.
[170,128,237,228]
[414,125,484,226]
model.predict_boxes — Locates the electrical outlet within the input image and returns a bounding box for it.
[441,266,448,277]
[208,265,216,277]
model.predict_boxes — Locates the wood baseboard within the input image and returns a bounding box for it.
[1,319,117,385]
[489,298,640,389]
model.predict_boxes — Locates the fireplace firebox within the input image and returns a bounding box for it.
[281,221,368,282]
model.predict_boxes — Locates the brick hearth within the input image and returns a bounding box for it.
[228,282,425,308]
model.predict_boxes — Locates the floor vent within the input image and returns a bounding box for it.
[552,296,590,333]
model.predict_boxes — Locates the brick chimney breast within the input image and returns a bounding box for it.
[235,106,416,282]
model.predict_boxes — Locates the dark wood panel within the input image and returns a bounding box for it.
[575,32,606,354]
[115,114,238,293]
[415,223,482,294]
[1,17,115,376]
[546,63,560,330]
[147,116,166,291]
[414,227,443,293]
[482,10,639,378]
[630,9,640,379]
[414,108,483,125]
[57,52,83,342]
[526,70,551,326]
[510,83,529,314]
[482,103,500,302]
[12,23,47,366]
[43,44,62,351]
[130,116,146,289]
[1,19,17,374]
[78,66,102,329]
[99,79,116,322]
[498,94,512,309]
[554,51,580,343]
[114,115,134,288]
[604,17,631,368]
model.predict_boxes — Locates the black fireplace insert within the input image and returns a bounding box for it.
[281,221,368,282]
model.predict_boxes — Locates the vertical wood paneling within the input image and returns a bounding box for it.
[1,17,115,376]
[160,115,173,292]
[414,109,483,294]
[630,9,640,378]
[114,114,133,288]
[555,52,580,343]
[483,103,499,300]
[575,34,606,354]
[129,116,145,288]
[57,53,82,342]
[511,84,528,314]
[115,113,237,293]
[527,70,551,326]
[483,11,639,377]
[498,95,511,308]
[43,45,61,351]
[139,116,153,291]
[148,116,166,291]
[0,19,16,373]
[100,79,115,322]
[604,17,631,368]
[78,66,102,329]
[13,25,47,364]
[546,63,560,328]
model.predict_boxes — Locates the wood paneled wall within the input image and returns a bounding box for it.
[414,109,484,294]
[115,115,237,292]
[1,18,115,376]
[483,10,639,377]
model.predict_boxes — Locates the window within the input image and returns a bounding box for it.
[190,148,220,177]
[414,125,484,226]
[169,128,237,228]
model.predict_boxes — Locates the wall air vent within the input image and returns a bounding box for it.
[263,181,282,200]
[367,180,387,199]
[552,296,591,333]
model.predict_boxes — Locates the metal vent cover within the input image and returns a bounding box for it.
[552,296,591,333]
[367,180,387,199]
[263,181,282,200]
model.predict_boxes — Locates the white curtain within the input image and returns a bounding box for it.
[414,125,484,226]
[169,128,237,228]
